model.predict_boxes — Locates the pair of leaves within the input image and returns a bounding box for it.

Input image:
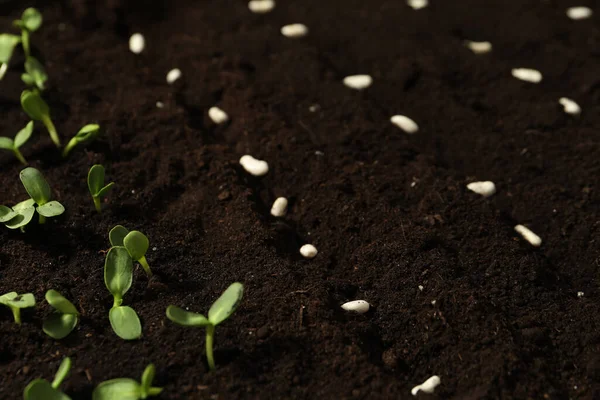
[62,124,100,157]
[88,165,115,212]
[14,8,42,58]
[21,90,59,146]
[43,290,79,340]
[109,226,152,276]
[0,121,34,164]
[104,246,141,340]
[22,56,47,90]
[1,199,35,230]
[92,364,162,400]
[23,357,71,400]
[20,167,65,217]
[0,291,35,324]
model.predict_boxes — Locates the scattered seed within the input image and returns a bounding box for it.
[156,101,164,109]
[559,97,581,115]
[390,115,419,134]
[431,300,436,305]
[166,68,182,84]
[577,291,584,298]
[239,155,269,176]
[341,300,370,314]
[514,224,542,247]
[209,107,229,125]
[270,197,288,217]
[248,0,275,14]
[152,247,158,251]
[418,285,424,291]
[411,376,441,396]
[465,40,492,54]
[407,0,428,10]
[300,244,318,259]
[315,150,325,156]
[309,104,320,112]
[567,6,592,20]
[466,181,496,197]
[281,24,309,38]
[129,33,145,54]
[343,75,373,90]
[511,68,542,83]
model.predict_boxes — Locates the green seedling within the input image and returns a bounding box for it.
[62,124,100,158]
[109,225,152,277]
[0,292,35,324]
[0,33,21,79]
[21,89,59,147]
[43,290,79,339]
[92,364,162,400]
[104,246,142,340]
[88,165,115,213]
[20,167,65,224]
[166,282,244,371]
[0,121,34,165]
[22,56,47,91]
[23,357,72,400]
[13,8,42,58]
[1,199,35,231]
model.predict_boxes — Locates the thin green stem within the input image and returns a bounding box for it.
[21,29,30,58]
[206,325,215,371]
[41,115,60,147]
[139,256,152,277]
[93,196,102,213]
[113,296,122,308]
[38,213,46,224]
[13,148,27,165]
[62,139,77,157]
[11,307,21,324]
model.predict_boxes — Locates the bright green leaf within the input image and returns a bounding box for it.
[5,199,35,229]
[45,290,78,315]
[76,124,100,140]
[109,225,129,247]
[140,364,156,398]
[0,34,20,64]
[92,378,141,400]
[36,201,65,217]
[88,164,105,196]
[22,73,34,86]
[0,137,14,150]
[109,306,141,340]
[24,56,47,90]
[22,8,42,32]
[97,182,115,198]
[15,121,34,148]
[23,379,71,400]
[166,306,210,327]
[0,205,16,222]
[20,167,51,205]
[21,89,49,121]
[42,313,78,339]
[208,282,244,326]
[104,246,133,298]
[123,231,149,261]
[52,357,72,389]
[0,292,35,308]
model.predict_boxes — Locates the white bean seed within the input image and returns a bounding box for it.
[466,181,496,197]
[341,300,370,314]
[577,291,584,298]
[559,97,581,115]
[411,376,441,396]
[511,68,542,83]
[129,33,145,54]
[567,7,593,20]
[209,107,229,124]
[239,155,269,176]
[300,244,318,258]
[390,115,419,134]
[166,68,182,84]
[281,24,309,38]
[343,75,373,90]
[407,0,428,10]
[514,224,542,247]
[465,40,492,54]
[270,197,288,217]
[248,0,275,14]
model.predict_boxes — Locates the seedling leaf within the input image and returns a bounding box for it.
[140,364,159,398]
[0,137,13,149]
[0,291,35,324]
[52,357,72,389]
[5,199,35,229]
[92,378,141,400]
[109,306,141,340]
[22,8,42,32]
[37,201,65,217]
[123,231,149,261]
[0,205,17,222]
[166,306,210,327]
[208,282,244,326]
[24,56,47,90]
[104,246,133,299]
[20,167,51,205]
[45,290,78,315]
[0,34,21,63]
[23,379,71,400]
[109,225,129,247]
[97,182,115,198]
[88,164,106,195]
[62,124,100,157]
[21,90,59,146]
[43,314,78,339]
[15,121,34,148]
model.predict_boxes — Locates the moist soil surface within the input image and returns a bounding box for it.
[1,0,600,399]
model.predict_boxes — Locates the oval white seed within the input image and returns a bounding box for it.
[129,33,145,54]
[341,300,370,314]
[300,244,318,258]
[465,40,492,54]
[559,97,581,115]
[514,224,542,247]
[248,0,275,14]
[156,101,164,109]
[577,291,584,298]
[209,107,229,125]
[466,181,496,197]
[270,197,288,217]
[343,75,373,90]
[567,7,593,20]
[281,24,309,38]
[240,155,269,176]
[511,68,543,83]
[390,115,419,134]
[407,0,429,10]
[411,376,441,396]
[166,68,182,84]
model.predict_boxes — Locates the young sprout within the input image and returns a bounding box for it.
[104,246,142,340]
[23,357,72,400]
[0,292,35,324]
[20,167,65,224]
[21,89,59,147]
[1,199,35,231]
[92,364,162,400]
[166,282,244,371]
[88,165,115,213]
[0,34,21,79]
[0,121,33,165]
[13,8,42,58]
[22,56,48,91]
[109,225,152,277]
[43,290,79,339]
[62,124,100,158]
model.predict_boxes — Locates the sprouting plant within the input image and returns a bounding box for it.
[166,282,244,371]
[0,121,33,165]
[104,246,142,340]
[20,167,65,224]
[21,89,59,147]
[0,292,35,324]
[0,199,35,231]
[62,124,100,158]
[23,357,72,400]
[22,56,47,91]
[92,364,163,400]
[43,290,79,340]
[88,165,115,213]
[109,225,152,277]
[0,33,21,80]
[13,8,42,58]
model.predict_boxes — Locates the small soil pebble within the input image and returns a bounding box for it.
[341,300,370,314]
[248,0,275,14]
[466,181,496,197]
[411,375,441,396]
[465,40,492,54]
[514,224,542,247]
[343,74,373,90]
[567,7,593,20]
[281,24,309,38]
[390,115,419,134]
[270,197,288,217]
[209,107,229,124]
[511,68,542,83]
[300,244,318,258]
[166,68,182,84]
[129,33,145,54]
[559,97,581,115]
[577,292,584,298]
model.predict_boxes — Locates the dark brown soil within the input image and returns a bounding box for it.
[1,0,599,398]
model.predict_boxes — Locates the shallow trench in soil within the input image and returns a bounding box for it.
[1,0,599,399]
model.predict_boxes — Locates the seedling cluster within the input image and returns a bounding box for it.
[92,364,163,400]
[43,290,80,339]
[109,225,152,277]
[23,357,71,400]
[0,292,35,324]
[0,121,33,165]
